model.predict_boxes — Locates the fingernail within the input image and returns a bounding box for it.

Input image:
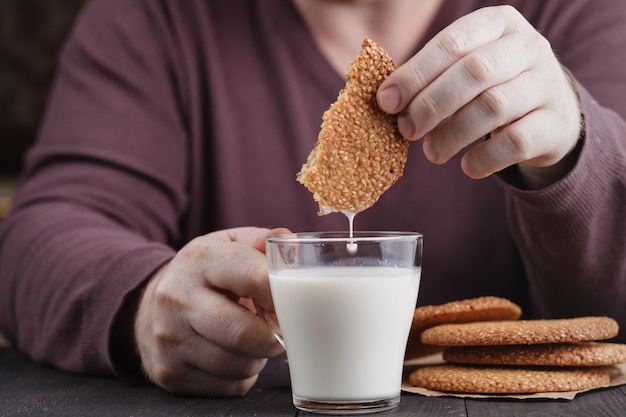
[379,85,401,112]
[398,112,416,139]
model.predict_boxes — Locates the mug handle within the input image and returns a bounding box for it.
[254,301,285,349]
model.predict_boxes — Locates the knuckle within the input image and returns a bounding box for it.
[153,280,173,304]
[229,378,256,397]
[238,358,265,379]
[419,92,441,119]
[212,348,265,380]
[149,361,184,390]
[477,88,509,122]
[463,52,496,84]
[446,125,468,152]
[504,125,533,160]
[152,321,178,349]
[153,277,187,312]
[439,29,472,59]
[242,257,264,288]
[533,34,553,57]
[491,4,524,25]
[407,62,429,89]
[226,316,257,350]
[498,4,519,18]
[180,236,206,260]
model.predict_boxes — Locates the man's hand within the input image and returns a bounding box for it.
[378,5,582,186]
[134,227,288,396]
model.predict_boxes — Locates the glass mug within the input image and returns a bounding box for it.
[259,231,423,414]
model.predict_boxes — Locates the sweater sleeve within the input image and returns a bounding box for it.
[0,0,187,376]
[499,1,626,340]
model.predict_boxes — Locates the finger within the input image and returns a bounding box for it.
[141,328,269,395]
[152,360,261,397]
[424,70,545,164]
[197,229,290,306]
[189,288,282,357]
[204,241,272,306]
[378,6,526,114]
[154,235,270,307]
[181,371,260,397]
[402,31,539,140]
[175,331,271,379]
[460,109,557,179]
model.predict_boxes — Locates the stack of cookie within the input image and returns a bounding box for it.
[407,297,626,394]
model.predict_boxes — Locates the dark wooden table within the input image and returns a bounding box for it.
[1,347,625,416]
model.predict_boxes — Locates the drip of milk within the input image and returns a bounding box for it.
[343,211,358,254]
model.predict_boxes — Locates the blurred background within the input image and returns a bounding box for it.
[0,0,86,218]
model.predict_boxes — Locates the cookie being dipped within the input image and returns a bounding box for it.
[297,38,409,215]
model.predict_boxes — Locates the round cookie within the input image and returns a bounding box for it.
[409,364,611,394]
[406,296,522,359]
[412,296,522,327]
[421,316,619,347]
[443,342,626,366]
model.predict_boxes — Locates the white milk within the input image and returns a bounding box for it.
[269,266,421,401]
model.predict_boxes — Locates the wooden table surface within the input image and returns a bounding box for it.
[1,347,625,416]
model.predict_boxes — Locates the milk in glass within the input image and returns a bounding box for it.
[269,266,421,401]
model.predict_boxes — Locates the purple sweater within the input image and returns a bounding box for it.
[1,0,625,379]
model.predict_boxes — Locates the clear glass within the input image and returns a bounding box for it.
[261,231,423,414]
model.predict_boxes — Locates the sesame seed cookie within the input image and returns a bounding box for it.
[443,342,626,367]
[412,296,522,328]
[421,316,619,346]
[406,296,522,359]
[297,38,409,215]
[408,364,611,394]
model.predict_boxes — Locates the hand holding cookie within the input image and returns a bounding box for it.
[378,6,582,186]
